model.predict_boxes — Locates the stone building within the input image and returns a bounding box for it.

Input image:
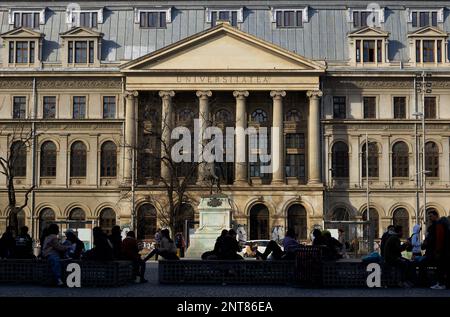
[1,1,449,242]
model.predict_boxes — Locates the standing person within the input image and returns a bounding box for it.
[380,225,396,258]
[42,224,70,286]
[108,225,123,260]
[422,210,450,289]
[143,229,179,261]
[121,231,147,283]
[14,226,34,259]
[175,232,186,258]
[154,228,161,261]
[0,226,16,259]
[312,229,324,246]
[410,224,422,259]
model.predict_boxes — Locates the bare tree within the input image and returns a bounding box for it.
[0,124,35,235]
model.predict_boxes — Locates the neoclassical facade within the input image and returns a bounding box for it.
[1,1,450,242]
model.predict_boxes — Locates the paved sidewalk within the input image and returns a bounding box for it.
[0,262,449,297]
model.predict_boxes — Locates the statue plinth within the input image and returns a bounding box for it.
[185,194,232,258]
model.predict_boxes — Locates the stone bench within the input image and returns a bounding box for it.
[0,259,134,287]
[158,259,296,285]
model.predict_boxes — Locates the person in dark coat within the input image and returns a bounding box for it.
[219,229,243,260]
[83,227,113,261]
[0,226,16,259]
[14,226,34,259]
[201,229,228,260]
[380,225,395,258]
[108,225,123,260]
[384,225,413,287]
[121,231,147,283]
[64,229,85,259]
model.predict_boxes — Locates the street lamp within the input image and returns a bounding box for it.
[413,71,432,234]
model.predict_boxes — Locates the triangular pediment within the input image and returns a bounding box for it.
[408,26,448,37]
[1,27,43,38]
[121,23,325,72]
[60,27,103,38]
[348,26,389,37]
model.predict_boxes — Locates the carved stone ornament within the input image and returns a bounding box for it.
[207,197,223,207]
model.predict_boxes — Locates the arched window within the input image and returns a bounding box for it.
[285,109,301,122]
[70,141,87,177]
[10,141,27,177]
[177,108,195,123]
[251,109,268,123]
[425,142,439,177]
[214,109,232,123]
[99,208,116,235]
[362,208,379,239]
[392,142,409,178]
[39,208,55,238]
[137,204,157,240]
[332,142,349,178]
[40,141,57,177]
[101,141,117,177]
[287,204,307,240]
[331,208,350,221]
[249,204,269,240]
[69,208,86,229]
[393,208,410,236]
[362,142,379,178]
[8,209,26,235]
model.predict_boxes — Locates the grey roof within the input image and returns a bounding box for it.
[1,1,450,65]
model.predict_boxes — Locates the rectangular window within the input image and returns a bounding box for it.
[79,12,98,28]
[377,40,382,62]
[14,13,20,28]
[416,40,421,63]
[353,11,374,27]
[275,10,303,27]
[9,42,14,63]
[89,41,94,64]
[437,40,442,63]
[68,41,74,63]
[22,13,32,28]
[424,97,436,119]
[91,12,98,28]
[423,40,435,62]
[43,96,56,119]
[412,12,418,27]
[333,96,346,119]
[73,96,86,119]
[211,10,239,27]
[432,12,438,26]
[13,96,26,119]
[363,97,376,119]
[30,41,35,63]
[103,96,116,119]
[15,41,28,64]
[393,97,406,119]
[285,154,305,178]
[356,40,361,62]
[75,41,87,63]
[33,12,40,28]
[363,40,375,62]
[412,11,439,27]
[285,134,305,149]
[420,12,429,27]
[139,11,167,28]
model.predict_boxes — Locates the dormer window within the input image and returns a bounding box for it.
[60,27,103,67]
[271,8,308,28]
[347,8,385,28]
[134,8,172,28]
[9,9,45,29]
[408,26,448,65]
[408,9,444,27]
[66,8,103,29]
[1,27,43,67]
[206,8,243,27]
[348,27,389,66]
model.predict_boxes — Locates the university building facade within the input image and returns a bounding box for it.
[1,0,450,242]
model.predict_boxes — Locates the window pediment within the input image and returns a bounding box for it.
[1,27,43,67]
[407,26,448,38]
[1,27,43,39]
[60,27,103,38]
[348,26,389,38]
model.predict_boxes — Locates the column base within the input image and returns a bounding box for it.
[307,180,323,186]
[233,180,248,186]
[271,179,285,185]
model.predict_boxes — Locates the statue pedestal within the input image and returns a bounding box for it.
[185,194,232,258]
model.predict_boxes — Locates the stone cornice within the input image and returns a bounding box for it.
[0,78,122,90]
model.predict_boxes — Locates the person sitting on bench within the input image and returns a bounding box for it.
[256,229,303,260]
[144,229,179,261]
[218,229,243,260]
[201,229,228,260]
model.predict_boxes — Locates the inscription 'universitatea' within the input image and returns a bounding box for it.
[176,76,270,84]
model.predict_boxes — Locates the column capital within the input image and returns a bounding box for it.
[233,90,249,99]
[124,90,139,99]
[196,90,212,99]
[270,90,286,99]
[159,90,175,99]
[307,90,323,99]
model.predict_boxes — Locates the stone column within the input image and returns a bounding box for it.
[270,90,286,184]
[233,90,249,185]
[196,90,212,184]
[307,90,323,185]
[124,91,138,182]
[159,90,175,181]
